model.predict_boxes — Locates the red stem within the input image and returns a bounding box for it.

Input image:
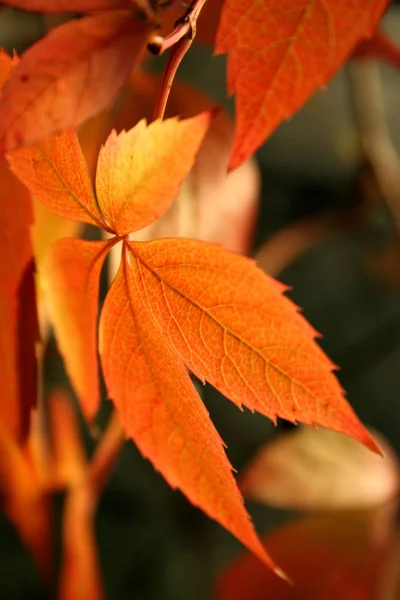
[151,0,209,121]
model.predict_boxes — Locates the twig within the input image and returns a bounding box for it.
[348,61,400,233]
[150,0,209,120]
[152,36,193,120]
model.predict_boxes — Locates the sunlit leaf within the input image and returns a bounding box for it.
[127,238,379,452]
[99,247,277,571]
[95,113,212,235]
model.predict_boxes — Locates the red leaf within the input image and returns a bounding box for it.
[95,113,212,235]
[215,510,390,600]
[353,29,400,69]
[0,50,38,441]
[99,245,277,572]
[127,238,379,453]
[41,239,112,420]
[0,12,147,153]
[216,0,390,168]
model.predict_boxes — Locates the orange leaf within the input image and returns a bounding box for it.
[95,113,212,235]
[8,129,106,229]
[216,0,389,168]
[0,12,147,153]
[353,29,400,69]
[0,49,17,88]
[215,510,391,600]
[99,246,277,571]
[112,71,259,252]
[41,239,112,420]
[127,238,378,453]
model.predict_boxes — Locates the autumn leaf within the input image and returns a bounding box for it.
[216,0,390,168]
[8,92,379,569]
[0,52,38,442]
[99,249,277,571]
[215,510,391,600]
[41,239,113,420]
[127,238,379,453]
[95,113,213,235]
[0,50,17,88]
[240,427,398,511]
[0,11,147,153]
[111,71,259,252]
[8,129,106,229]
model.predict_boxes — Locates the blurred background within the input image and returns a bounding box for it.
[1,2,400,599]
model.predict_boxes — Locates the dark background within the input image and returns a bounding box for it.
[1,3,400,598]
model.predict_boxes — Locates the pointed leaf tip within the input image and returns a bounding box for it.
[99,245,279,570]
[127,238,376,451]
[216,0,390,167]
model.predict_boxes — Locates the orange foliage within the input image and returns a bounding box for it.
[0,51,38,441]
[0,0,396,590]
[8,92,380,570]
[216,0,390,168]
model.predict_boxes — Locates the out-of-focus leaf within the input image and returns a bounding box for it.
[0,60,38,440]
[0,14,147,152]
[240,427,398,511]
[215,510,392,600]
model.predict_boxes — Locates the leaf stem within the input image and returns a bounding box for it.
[151,0,209,121]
